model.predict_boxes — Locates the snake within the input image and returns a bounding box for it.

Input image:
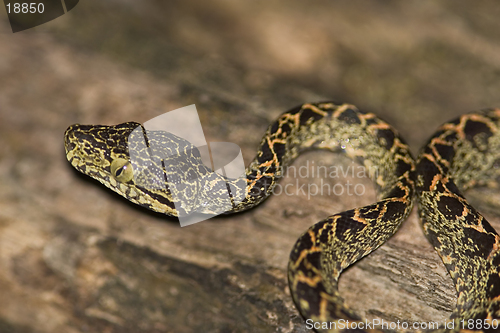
[64,102,500,332]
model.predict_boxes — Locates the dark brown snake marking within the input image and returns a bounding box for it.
[64,103,500,332]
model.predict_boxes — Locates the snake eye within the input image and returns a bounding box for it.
[110,158,134,183]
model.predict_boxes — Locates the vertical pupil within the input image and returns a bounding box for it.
[116,165,125,177]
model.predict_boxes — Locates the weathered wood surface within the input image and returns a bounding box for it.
[1,1,500,332]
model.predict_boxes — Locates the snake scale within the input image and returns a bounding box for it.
[65,102,500,332]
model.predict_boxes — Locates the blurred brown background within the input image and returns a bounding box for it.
[1,1,500,332]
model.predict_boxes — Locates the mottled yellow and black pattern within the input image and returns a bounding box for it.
[64,103,500,333]
[286,104,416,333]
[416,110,500,329]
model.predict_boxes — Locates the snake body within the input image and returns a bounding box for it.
[416,110,500,326]
[64,102,500,332]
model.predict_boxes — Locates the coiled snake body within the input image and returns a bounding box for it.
[65,102,500,332]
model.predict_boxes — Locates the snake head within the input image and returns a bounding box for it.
[64,122,140,177]
[64,122,238,218]
[64,122,182,216]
